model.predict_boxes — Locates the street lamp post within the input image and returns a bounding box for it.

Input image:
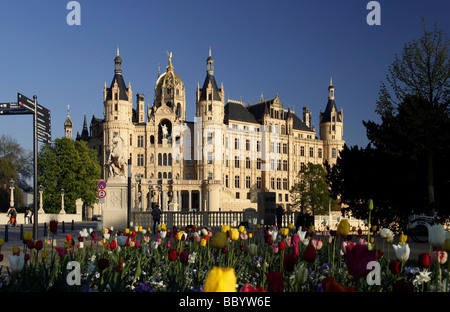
[9,179,14,208]
[148,180,153,211]
[135,173,141,210]
[60,188,66,214]
[38,185,44,213]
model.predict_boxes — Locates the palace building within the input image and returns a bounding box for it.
[64,48,344,212]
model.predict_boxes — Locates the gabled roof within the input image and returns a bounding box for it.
[224,102,259,124]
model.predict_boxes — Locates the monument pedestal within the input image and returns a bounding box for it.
[103,177,128,230]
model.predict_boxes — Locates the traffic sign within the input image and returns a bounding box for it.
[17,93,51,144]
[98,180,107,189]
[98,190,107,198]
[0,102,32,115]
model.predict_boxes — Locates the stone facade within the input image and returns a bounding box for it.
[65,48,344,212]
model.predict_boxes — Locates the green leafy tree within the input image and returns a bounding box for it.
[290,162,335,215]
[38,138,101,213]
[0,134,33,191]
[374,19,450,205]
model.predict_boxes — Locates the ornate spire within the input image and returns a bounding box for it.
[114,45,122,74]
[328,76,335,100]
[207,47,214,75]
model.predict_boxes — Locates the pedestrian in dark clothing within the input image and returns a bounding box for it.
[276,205,284,229]
[152,204,162,234]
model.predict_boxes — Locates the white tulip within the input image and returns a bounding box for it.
[380,228,394,240]
[426,224,446,248]
[393,243,410,262]
[8,255,25,273]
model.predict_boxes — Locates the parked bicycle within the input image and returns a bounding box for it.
[404,210,438,243]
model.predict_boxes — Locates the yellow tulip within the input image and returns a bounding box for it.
[288,223,294,230]
[257,224,260,229]
[337,219,350,237]
[177,231,185,241]
[161,224,167,231]
[138,226,143,232]
[212,232,227,249]
[372,225,377,232]
[0,238,4,246]
[280,228,289,237]
[399,234,408,244]
[221,225,230,233]
[308,225,315,233]
[228,228,238,241]
[200,238,207,247]
[368,199,373,211]
[12,245,19,255]
[248,232,253,239]
[203,266,237,292]
[102,228,109,234]
[125,228,130,234]
[239,225,245,233]
[23,231,33,242]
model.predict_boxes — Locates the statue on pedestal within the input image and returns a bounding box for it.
[107,132,126,178]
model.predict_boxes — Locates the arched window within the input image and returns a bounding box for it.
[163,153,167,166]
[168,153,172,166]
[158,172,162,179]
[158,153,162,166]
[163,172,167,179]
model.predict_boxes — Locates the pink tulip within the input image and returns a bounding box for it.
[345,243,376,278]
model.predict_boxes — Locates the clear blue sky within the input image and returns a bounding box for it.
[0,0,449,154]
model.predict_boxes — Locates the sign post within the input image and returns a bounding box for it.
[0,93,51,240]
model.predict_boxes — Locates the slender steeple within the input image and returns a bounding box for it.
[328,77,335,100]
[114,45,122,74]
[64,104,73,139]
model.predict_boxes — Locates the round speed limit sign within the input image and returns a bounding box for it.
[98,190,106,199]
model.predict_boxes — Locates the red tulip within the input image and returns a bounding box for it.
[180,250,189,263]
[240,244,246,252]
[168,249,178,261]
[278,241,286,251]
[49,220,58,234]
[419,253,431,268]
[110,240,117,250]
[26,240,35,250]
[389,260,401,274]
[222,245,229,253]
[377,248,383,260]
[35,240,43,251]
[25,253,30,262]
[345,243,376,278]
[66,234,72,242]
[265,272,284,292]
[0,254,3,262]
[322,276,355,292]
[303,244,317,263]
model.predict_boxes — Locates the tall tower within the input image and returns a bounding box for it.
[64,104,73,139]
[195,48,225,210]
[102,47,134,179]
[319,77,344,165]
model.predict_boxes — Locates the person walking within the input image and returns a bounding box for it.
[276,205,284,230]
[152,204,162,234]
[7,206,17,227]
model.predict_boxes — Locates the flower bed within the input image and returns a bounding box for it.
[0,219,449,292]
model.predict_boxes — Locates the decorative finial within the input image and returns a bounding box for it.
[67,104,70,115]
[117,45,120,57]
[167,51,173,71]
[330,76,333,87]
[209,46,211,57]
